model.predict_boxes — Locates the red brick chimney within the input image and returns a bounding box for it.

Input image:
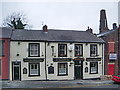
[43,25,48,33]
[86,26,93,33]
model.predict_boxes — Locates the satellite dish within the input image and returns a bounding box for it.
[68,44,74,51]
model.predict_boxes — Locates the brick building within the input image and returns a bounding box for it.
[0,27,12,80]
[97,9,120,75]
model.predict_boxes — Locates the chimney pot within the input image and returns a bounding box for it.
[86,26,93,33]
[43,25,48,32]
[113,23,117,30]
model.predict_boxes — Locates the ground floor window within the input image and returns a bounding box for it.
[90,62,98,74]
[29,63,40,76]
[58,63,68,76]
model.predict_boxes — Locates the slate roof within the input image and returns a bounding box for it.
[11,29,104,43]
[97,29,115,37]
[0,27,13,38]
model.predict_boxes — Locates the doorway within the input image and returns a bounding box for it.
[12,62,21,80]
[74,60,83,79]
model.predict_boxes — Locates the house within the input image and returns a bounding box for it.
[97,9,120,75]
[0,27,12,80]
[10,25,104,80]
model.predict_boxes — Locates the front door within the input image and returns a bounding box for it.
[12,62,21,80]
[108,64,115,75]
[74,60,83,79]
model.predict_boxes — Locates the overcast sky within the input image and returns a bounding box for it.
[1,0,119,33]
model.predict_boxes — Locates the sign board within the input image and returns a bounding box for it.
[109,53,117,60]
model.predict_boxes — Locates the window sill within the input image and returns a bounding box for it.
[75,55,83,57]
[28,55,40,57]
[58,55,67,57]
[28,75,40,77]
[89,73,98,74]
[57,74,68,76]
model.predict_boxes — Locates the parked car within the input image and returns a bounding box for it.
[112,75,120,83]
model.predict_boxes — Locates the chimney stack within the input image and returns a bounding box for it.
[99,9,109,33]
[43,25,48,33]
[113,23,117,30]
[86,26,93,33]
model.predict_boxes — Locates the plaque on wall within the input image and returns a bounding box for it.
[85,67,88,73]
[48,66,54,74]
[23,68,27,74]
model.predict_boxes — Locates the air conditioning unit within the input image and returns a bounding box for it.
[68,44,74,51]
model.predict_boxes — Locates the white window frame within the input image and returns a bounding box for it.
[90,45,97,56]
[75,44,83,56]
[29,43,40,57]
[58,44,67,57]
[90,62,98,74]
[58,63,68,76]
[29,63,40,76]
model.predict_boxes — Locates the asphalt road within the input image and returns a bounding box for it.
[1,80,120,90]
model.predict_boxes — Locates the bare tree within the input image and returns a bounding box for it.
[3,12,32,29]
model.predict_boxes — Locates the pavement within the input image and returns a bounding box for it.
[1,79,115,89]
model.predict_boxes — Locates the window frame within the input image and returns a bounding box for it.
[29,63,40,76]
[58,44,67,57]
[0,40,5,57]
[58,63,68,76]
[89,62,98,74]
[75,44,83,57]
[90,44,98,56]
[28,43,40,57]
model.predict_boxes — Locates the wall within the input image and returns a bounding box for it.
[0,38,10,80]
[10,41,104,80]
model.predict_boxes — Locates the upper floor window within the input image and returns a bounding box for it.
[108,42,115,53]
[0,40,4,57]
[90,44,97,56]
[28,43,40,57]
[58,44,67,57]
[75,44,83,57]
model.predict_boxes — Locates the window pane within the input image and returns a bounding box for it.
[90,45,97,56]
[0,40,4,56]
[29,43,39,56]
[90,62,98,74]
[58,63,67,75]
[29,63,39,76]
[75,44,83,56]
[58,44,67,56]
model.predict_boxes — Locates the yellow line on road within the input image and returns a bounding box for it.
[55,84,112,88]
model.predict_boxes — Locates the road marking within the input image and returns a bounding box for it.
[36,83,112,89]
[58,84,112,88]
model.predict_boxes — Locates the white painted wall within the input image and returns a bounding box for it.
[10,41,104,80]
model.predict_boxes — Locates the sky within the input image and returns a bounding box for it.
[1,0,119,33]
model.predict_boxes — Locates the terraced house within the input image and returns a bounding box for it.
[10,25,104,80]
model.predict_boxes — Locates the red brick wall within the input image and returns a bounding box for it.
[0,38,10,80]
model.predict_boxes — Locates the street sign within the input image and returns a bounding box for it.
[109,53,117,60]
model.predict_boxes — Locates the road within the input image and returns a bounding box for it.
[1,80,120,90]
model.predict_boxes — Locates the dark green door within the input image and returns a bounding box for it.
[12,62,21,80]
[14,66,20,80]
[74,60,83,79]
